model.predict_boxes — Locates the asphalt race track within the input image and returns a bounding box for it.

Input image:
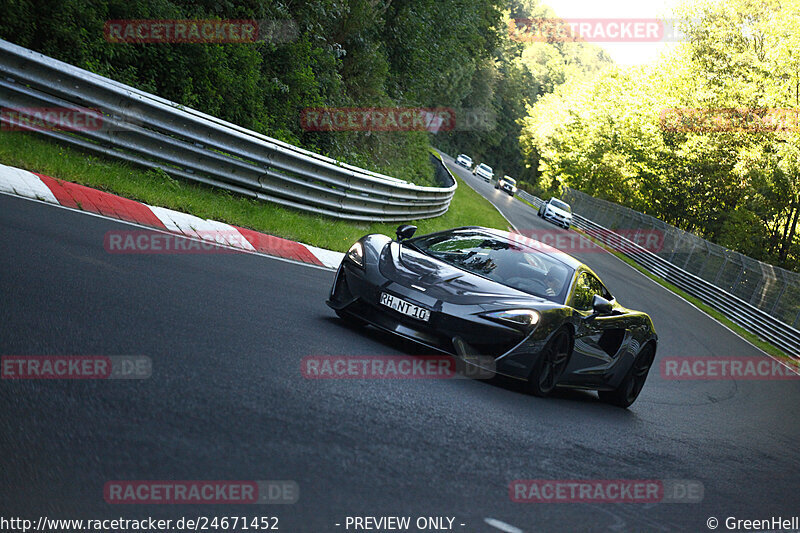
[1,172,799,531]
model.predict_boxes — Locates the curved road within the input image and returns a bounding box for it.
[0,173,798,532]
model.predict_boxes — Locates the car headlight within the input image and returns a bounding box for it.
[346,241,365,268]
[482,309,540,331]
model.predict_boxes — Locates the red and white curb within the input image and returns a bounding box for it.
[0,163,344,269]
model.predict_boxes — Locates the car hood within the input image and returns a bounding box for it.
[547,206,572,218]
[378,242,549,306]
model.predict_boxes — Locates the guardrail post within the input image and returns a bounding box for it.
[713,256,729,285]
[731,263,746,295]
[668,231,681,263]
[697,250,713,278]
[769,278,787,314]
[682,243,696,269]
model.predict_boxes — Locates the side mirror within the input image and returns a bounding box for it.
[592,294,613,314]
[396,224,417,242]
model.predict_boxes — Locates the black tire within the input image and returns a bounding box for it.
[335,308,366,327]
[599,344,655,408]
[526,328,572,397]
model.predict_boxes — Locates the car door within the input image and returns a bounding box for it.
[563,270,630,383]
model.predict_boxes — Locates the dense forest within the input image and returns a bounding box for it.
[522,0,800,270]
[0,0,606,185]
[1,0,798,270]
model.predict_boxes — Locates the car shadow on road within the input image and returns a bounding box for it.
[325,315,639,415]
[475,375,645,422]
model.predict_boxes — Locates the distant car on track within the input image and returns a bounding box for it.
[495,175,517,196]
[473,163,493,182]
[455,154,473,168]
[538,197,573,229]
[327,225,658,407]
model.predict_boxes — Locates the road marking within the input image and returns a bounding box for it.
[484,517,524,533]
[0,164,59,204]
[305,244,345,269]
[0,162,343,270]
[0,190,335,272]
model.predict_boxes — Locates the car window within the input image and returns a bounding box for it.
[412,230,575,302]
[570,272,612,311]
[550,199,571,212]
[426,235,486,253]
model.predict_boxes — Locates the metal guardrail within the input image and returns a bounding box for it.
[564,188,800,330]
[516,190,540,208]
[0,39,456,222]
[518,191,800,357]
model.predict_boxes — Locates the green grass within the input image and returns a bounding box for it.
[515,195,537,211]
[0,130,509,252]
[570,227,793,362]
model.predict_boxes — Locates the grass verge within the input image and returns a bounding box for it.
[515,195,537,211]
[0,130,509,252]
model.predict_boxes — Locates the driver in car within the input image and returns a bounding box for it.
[544,266,567,297]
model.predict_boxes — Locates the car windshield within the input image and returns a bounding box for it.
[550,199,571,212]
[410,230,574,302]
[503,177,516,185]
[479,164,492,172]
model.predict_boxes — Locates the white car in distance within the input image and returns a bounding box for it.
[495,175,517,196]
[473,163,494,182]
[538,197,573,229]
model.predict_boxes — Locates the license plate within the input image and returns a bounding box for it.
[379,292,430,322]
